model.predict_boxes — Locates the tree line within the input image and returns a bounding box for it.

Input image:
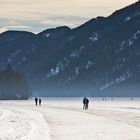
[0,64,31,100]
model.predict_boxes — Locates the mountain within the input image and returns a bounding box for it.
[0,1,140,97]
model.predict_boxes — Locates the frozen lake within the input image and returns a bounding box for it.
[0,98,140,140]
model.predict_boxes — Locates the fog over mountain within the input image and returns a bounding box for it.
[0,1,140,97]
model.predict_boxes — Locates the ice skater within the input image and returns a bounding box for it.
[39,98,42,106]
[35,97,38,106]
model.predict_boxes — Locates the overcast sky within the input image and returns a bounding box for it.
[0,0,137,33]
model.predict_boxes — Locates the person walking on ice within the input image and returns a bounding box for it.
[39,98,42,106]
[35,97,38,106]
[83,96,89,110]
[85,97,89,110]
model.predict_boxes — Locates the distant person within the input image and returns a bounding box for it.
[83,96,87,110]
[39,99,42,106]
[85,98,89,110]
[35,97,38,106]
[83,97,89,110]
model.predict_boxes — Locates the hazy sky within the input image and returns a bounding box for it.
[0,0,137,33]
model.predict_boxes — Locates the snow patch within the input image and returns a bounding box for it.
[128,39,133,47]
[124,16,131,22]
[70,50,80,58]
[133,30,140,39]
[12,50,21,58]
[89,33,99,42]
[116,30,140,53]
[7,50,22,63]
[85,61,94,69]
[70,45,87,59]
[112,57,127,72]
[101,71,132,90]
[115,41,126,54]
[120,41,126,47]
[48,67,60,77]
[45,33,50,38]
[47,60,68,78]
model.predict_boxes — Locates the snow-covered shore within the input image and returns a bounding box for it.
[0,103,50,140]
[0,98,140,140]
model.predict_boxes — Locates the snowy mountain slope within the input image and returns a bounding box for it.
[0,1,140,96]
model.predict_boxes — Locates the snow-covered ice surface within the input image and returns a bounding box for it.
[0,103,50,140]
[0,98,140,140]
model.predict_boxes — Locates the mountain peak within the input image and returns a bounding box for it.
[38,26,71,35]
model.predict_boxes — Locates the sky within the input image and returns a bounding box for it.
[0,0,138,33]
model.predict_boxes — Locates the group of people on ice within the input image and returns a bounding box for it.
[83,96,89,110]
[35,97,42,106]
[35,96,90,110]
